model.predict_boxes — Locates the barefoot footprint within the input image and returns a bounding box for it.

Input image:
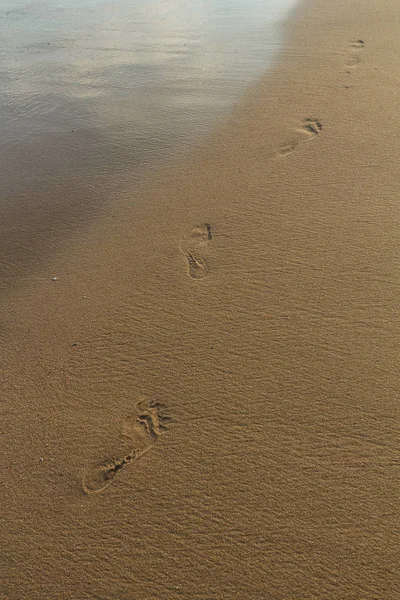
[82,399,172,495]
[179,223,213,280]
[347,39,364,67]
[279,118,323,156]
[350,39,365,50]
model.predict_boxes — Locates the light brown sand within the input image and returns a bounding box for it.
[1,0,399,598]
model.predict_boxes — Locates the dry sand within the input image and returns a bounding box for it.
[1,0,399,598]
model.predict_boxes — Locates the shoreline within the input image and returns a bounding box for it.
[2,0,399,598]
[0,0,295,292]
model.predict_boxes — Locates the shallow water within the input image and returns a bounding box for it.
[0,0,297,272]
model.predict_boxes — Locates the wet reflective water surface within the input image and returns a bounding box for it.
[0,0,297,269]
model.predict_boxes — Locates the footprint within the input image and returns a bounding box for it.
[279,143,296,157]
[279,118,322,156]
[350,39,365,50]
[346,39,364,67]
[179,223,212,280]
[347,55,361,67]
[82,399,172,495]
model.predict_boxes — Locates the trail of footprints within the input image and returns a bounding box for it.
[84,39,368,496]
[278,39,365,157]
[180,42,366,268]
[82,399,172,494]
[84,222,214,495]
[179,223,212,280]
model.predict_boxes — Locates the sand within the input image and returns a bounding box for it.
[1,0,399,598]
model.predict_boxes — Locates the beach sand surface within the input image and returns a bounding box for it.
[1,0,399,598]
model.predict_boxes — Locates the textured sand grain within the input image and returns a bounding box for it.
[1,0,399,598]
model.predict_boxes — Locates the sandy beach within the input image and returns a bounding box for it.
[1,0,399,598]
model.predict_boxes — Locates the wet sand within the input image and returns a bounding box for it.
[1,0,399,598]
[0,0,296,286]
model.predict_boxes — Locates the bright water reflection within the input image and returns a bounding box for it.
[1,0,297,178]
[0,0,297,266]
